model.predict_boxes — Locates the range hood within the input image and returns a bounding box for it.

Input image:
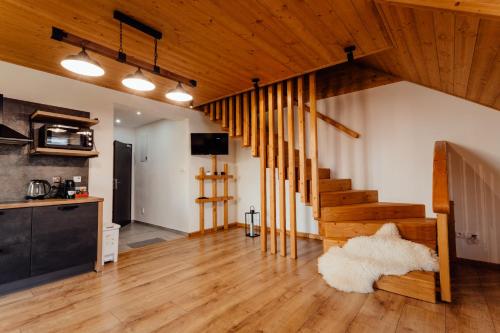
[0,94,31,145]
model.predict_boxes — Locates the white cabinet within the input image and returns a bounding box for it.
[102,223,120,264]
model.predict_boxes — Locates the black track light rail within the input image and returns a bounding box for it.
[113,10,162,40]
[51,27,197,88]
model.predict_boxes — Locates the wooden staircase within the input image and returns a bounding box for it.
[197,73,452,304]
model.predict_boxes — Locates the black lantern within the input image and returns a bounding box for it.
[244,205,260,238]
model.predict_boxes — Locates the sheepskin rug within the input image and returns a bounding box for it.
[318,223,439,293]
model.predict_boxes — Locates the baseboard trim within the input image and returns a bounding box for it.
[235,223,322,240]
[455,258,500,269]
[188,222,239,237]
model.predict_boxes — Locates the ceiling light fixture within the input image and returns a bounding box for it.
[136,111,142,115]
[60,48,105,77]
[51,11,197,102]
[122,68,155,91]
[115,119,121,124]
[166,82,193,102]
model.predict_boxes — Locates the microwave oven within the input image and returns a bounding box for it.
[38,124,94,151]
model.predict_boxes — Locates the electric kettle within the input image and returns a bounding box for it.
[26,179,51,199]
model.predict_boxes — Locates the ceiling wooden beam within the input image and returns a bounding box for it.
[376,0,500,20]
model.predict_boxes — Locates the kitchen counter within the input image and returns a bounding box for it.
[0,196,104,280]
[0,196,103,210]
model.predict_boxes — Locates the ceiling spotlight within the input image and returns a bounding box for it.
[122,68,155,91]
[115,119,121,124]
[136,111,142,115]
[60,48,105,77]
[165,82,193,102]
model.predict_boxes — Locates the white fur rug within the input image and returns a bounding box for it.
[318,223,439,293]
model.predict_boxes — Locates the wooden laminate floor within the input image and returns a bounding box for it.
[0,228,498,333]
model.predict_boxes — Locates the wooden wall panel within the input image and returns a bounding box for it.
[229,96,234,136]
[243,92,250,147]
[309,73,320,219]
[251,90,259,157]
[259,88,267,252]
[287,79,297,259]
[277,82,287,256]
[268,84,277,254]
[222,98,228,128]
[235,94,242,137]
[297,77,306,202]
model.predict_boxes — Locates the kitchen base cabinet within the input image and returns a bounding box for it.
[0,208,31,284]
[0,198,102,294]
[31,203,98,276]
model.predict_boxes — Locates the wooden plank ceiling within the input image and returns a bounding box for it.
[0,0,498,111]
[363,1,500,110]
[0,0,390,106]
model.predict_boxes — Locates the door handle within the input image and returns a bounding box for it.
[58,205,79,211]
[113,179,118,190]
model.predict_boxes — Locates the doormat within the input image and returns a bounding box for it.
[128,237,166,248]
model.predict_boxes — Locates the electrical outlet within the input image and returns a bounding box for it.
[141,208,145,215]
[73,176,82,183]
[52,176,61,183]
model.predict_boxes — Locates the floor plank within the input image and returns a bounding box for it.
[0,228,498,333]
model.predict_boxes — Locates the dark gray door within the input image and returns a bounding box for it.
[113,140,132,227]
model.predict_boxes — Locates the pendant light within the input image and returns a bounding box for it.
[122,68,155,91]
[60,48,105,77]
[166,82,193,102]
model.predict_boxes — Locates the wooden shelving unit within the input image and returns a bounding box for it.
[195,156,234,234]
[31,110,100,126]
[29,110,99,158]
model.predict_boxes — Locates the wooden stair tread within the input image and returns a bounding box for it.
[375,271,437,303]
[320,190,378,207]
[321,202,426,221]
[318,179,352,192]
[320,218,437,249]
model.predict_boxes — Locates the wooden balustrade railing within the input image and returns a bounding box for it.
[432,140,452,302]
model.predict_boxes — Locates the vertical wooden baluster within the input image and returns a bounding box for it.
[297,76,306,203]
[216,100,221,121]
[210,102,215,121]
[268,84,277,254]
[287,79,297,259]
[223,163,229,230]
[277,82,287,257]
[251,89,259,157]
[243,92,250,147]
[438,213,452,302]
[259,87,267,252]
[229,96,234,137]
[204,105,209,115]
[309,72,320,219]
[235,94,242,137]
[212,155,218,232]
[199,167,205,234]
[222,98,228,129]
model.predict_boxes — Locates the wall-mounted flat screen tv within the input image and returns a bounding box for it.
[191,133,229,155]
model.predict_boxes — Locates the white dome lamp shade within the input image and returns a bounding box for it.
[165,82,193,102]
[122,68,156,91]
[60,48,105,77]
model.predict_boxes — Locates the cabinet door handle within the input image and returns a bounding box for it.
[58,205,79,211]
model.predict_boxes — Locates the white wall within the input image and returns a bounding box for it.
[236,81,500,263]
[113,126,136,219]
[0,61,237,232]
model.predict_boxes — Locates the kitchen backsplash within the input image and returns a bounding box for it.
[0,97,89,201]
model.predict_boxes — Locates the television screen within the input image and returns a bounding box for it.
[191,133,229,155]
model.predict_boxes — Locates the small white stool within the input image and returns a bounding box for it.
[102,223,121,264]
